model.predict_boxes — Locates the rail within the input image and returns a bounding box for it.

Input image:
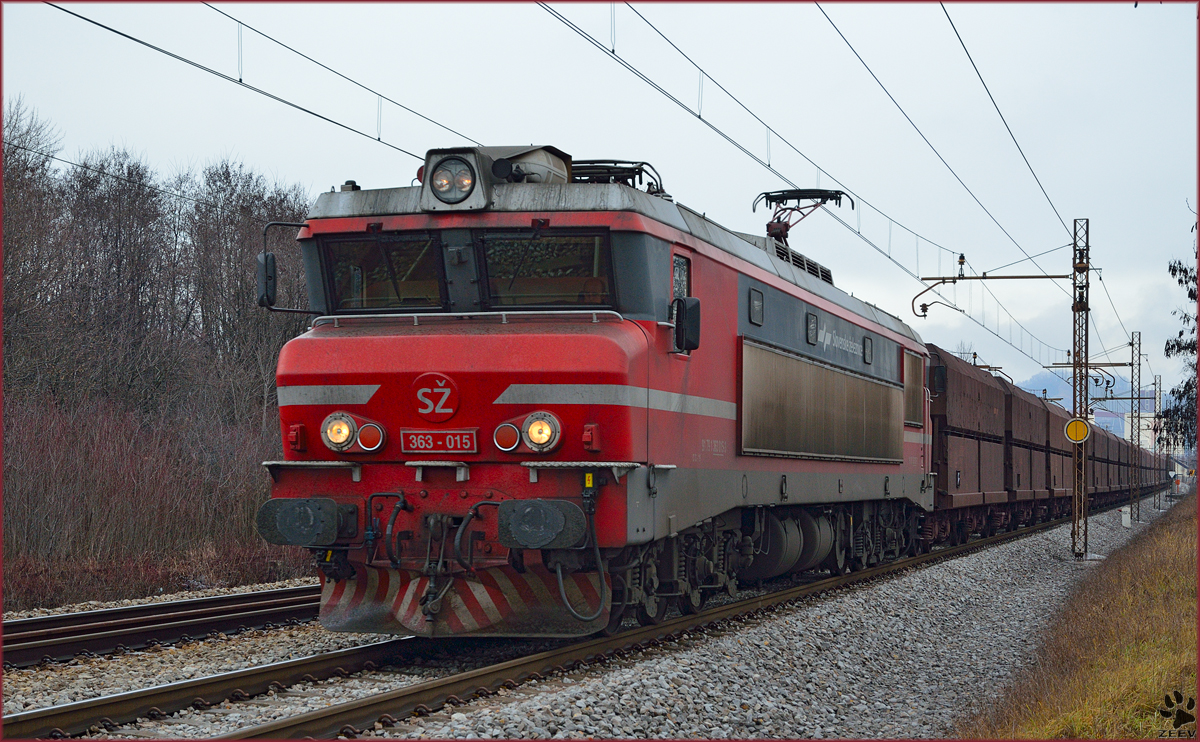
[2,639,410,739]
[218,503,1130,739]
[9,492,1163,738]
[2,585,321,669]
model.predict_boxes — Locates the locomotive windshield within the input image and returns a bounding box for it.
[317,229,615,313]
[481,231,613,307]
[324,233,444,311]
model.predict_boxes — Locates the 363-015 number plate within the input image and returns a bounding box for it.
[400,429,478,454]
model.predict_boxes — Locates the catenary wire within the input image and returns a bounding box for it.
[1096,269,1132,340]
[940,3,1071,238]
[815,2,1071,300]
[46,3,425,161]
[938,3,1139,365]
[821,204,1069,378]
[202,3,481,146]
[52,1,1080,375]
[985,244,1071,275]
[621,1,1071,365]
[623,2,960,258]
[575,3,1069,362]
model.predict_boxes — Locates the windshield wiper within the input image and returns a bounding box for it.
[376,240,404,302]
[505,223,546,291]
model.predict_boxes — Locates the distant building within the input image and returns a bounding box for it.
[1093,410,1124,438]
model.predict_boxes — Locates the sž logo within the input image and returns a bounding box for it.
[412,372,459,423]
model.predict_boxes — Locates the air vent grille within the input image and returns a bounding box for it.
[767,238,833,285]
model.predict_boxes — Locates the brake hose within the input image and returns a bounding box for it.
[454,501,500,571]
[385,499,406,566]
[555,509,609,622]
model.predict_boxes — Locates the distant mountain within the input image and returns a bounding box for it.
[1015,369,1144,414]
[1015,370,1073,404]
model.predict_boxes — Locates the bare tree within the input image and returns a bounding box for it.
[1159,208,1197,454]
[3,101,317,606]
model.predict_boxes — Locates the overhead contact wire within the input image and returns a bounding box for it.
[202,3,481,146]
[815,3,1070,300]
[822,206,1068,376]
[940,3,1136,362]
[940,3,1071,238]
[47,2,425,161]
[624,1,1070,362]
[556,3,1068,362]
[624,2,960,258]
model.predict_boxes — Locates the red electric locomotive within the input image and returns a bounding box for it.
[254,145,1167,638]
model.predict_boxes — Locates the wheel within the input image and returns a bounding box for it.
[636,592,669,625]
[677,587,707,615]
[599,603,626,636]
[821,510,850,574]
[904,510,920,556]
[597,575,627,636]
[981,518,996,539]
[635,561,667,626]
[825,544,849,575]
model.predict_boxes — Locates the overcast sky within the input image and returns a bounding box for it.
[4,2,1196,412]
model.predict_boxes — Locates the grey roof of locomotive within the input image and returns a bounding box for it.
[310,181,924,347]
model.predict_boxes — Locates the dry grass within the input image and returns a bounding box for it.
[2,395,311,611]
[960,489,1198,739]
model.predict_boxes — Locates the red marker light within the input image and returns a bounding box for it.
[357,423,384,452]
[416,165,425,184]
[494,423,520,452]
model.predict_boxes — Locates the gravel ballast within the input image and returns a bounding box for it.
[4,495,1174,738]
[1,623,382,716]
[369,497,1172,740]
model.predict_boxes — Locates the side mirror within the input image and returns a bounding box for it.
[671,296,701,352]
[931,365,947,395]
[257,252,277,308]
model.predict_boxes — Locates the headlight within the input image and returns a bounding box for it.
[528,420,553,445]
[522,412,561,453]
[321,412,357,452]
[430,157,475,204]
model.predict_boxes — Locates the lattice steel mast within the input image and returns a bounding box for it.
[1154,374,1163,510]
[1129,331,1141,521]
[1071,219,1090,559]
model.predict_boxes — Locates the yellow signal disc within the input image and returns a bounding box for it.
[1065,418,1091,443]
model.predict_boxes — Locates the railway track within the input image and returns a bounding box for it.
[2,585,320,669]
[5,512,1083,740]
[2,638,410,739]
[218,519,1063,740]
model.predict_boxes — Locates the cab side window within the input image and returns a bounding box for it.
[671,254,692,353]
[673,254,690,303]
